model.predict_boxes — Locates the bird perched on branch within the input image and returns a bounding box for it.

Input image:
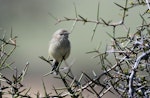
[48,29,71,74]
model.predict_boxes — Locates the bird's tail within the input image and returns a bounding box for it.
[52,60,59,71]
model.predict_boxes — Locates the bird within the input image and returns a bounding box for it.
[48,29,71,73]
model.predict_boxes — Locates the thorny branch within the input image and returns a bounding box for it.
[0,29,32,98]
[49,0,129,40]
[40,56,115,98]
[47,0,150,98]
[1,0,150,98]
[128,50,150,97]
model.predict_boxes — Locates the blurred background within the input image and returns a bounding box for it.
[0,0,146,97]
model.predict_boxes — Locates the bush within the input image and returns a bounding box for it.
[0,0,150,98]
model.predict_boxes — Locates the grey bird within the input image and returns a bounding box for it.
[48,29,71,73]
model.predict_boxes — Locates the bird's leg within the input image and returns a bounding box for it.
[56,58,64,73]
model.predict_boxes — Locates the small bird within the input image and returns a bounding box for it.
[48,29,71,73]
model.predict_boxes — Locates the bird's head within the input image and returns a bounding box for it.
[53,29,70,40]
